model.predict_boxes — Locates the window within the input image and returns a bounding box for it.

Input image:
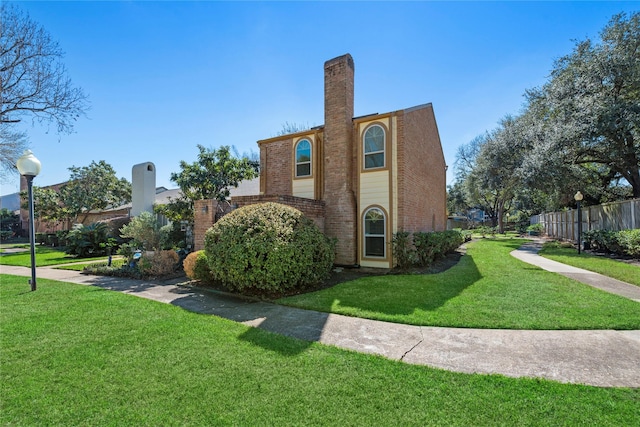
[295,139,312,177]
[363,125,385,169]
[364,207,386,257]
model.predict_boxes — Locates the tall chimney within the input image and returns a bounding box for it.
[323,54,357,265]
[131,162,156,217]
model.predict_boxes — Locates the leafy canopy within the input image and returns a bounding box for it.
[160,145,258,222]
[59,160,131,224]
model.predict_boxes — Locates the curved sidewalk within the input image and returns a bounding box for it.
[510,240,640,302]
[2,254,639,388]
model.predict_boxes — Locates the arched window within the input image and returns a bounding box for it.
[363,125,385,169]
[364,207,386,258]
[295,139,312,177]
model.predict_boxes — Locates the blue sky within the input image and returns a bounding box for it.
[2,0,636,195]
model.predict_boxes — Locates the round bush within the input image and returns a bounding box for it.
[183,250,214,283]
[204,202,335,294]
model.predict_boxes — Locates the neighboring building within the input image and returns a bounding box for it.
[195,54,447,269]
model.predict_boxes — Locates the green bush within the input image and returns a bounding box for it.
[616,229,640,258]
[392,231,416,269]
[204,202,335,295]
[66,222,113,257]
[583,230,620,253]
[119,211,169,251]
[398,230,464,268]
[477,225,498,237]
[183,250,214,283]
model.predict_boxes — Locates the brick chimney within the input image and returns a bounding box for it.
[323,54,357,265]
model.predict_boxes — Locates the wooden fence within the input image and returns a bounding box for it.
[530,198,640,242]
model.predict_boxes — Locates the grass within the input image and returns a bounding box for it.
[539,244,640,287]
[278,238,640,330]
[1,275,638,426]
[56,258,126,271]
[0,245,109,267]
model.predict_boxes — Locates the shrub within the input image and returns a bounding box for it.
[66,222,113,257]
[119,211,169,251]
[183,250,214,283]
[477,225,498,237]
[204,202,335,295]
[583,230,620,253]
[35,232,47,245]
[413,232,441,266]
[392,231,416,269]
[616,229,640,258]
[409,230,464,267]
[137,250,180,277]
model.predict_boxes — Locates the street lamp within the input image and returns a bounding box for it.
[574,191,583,255]
[16,150,41,291]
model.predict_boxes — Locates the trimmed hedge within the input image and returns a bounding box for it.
[204,202,335,294]
[584,229,640,258]
[392,229,465,268]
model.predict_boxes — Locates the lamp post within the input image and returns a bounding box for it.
[16,150,42,291]
[574,191,583,255]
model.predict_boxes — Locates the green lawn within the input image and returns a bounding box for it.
[539,244,640,287]
[1,275,637,426]
[0,245,108,267]
[278,238,640,330]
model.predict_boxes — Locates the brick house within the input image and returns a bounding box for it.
[195,53,446,269]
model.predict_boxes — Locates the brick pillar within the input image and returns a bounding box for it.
[323,54,357,265]
[193,199,216,251]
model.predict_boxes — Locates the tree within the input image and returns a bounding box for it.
[274,121,314,137]
[0,125,28,181]
[59,161,131,224]
[530,12,640,197]
[446,181,469,217]
[164,145,259,222]
[0,3,88,175]
[30,186,67,229]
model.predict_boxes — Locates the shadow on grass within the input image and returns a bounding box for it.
[319,254,482,316]
[168,287,327,356]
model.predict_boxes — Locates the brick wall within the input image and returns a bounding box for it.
[260,138,293,196]
[396,104,447,233]
[192,196,325,251]
[322,54,357,265]
[193,199,216,251]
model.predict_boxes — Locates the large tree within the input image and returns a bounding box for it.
[59,161,131,224]
[529,12,640,197]
[0,3,88,176]
[159,145,259,222]
[0,124,28,180]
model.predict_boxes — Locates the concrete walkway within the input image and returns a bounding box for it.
[511,240,640,302]
[2,246,639,388]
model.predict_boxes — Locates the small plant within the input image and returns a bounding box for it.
[119,211,169,251]
[183,250,214,283]
[137,250,180,277]
[65,222,112,257]
[526,223,544,236]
